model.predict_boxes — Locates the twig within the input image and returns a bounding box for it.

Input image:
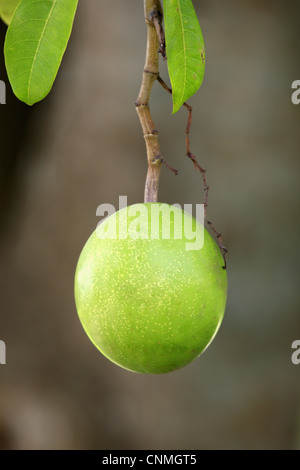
[153,155,178,175]
[156,74,227,268]
[184,102,209,215]
[150,9,166,59]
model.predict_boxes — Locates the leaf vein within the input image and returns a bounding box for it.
[27,0,58,103]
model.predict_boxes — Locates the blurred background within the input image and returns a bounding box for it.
[0,0,299,450]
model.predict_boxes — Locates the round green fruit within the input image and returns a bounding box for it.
[74,203,227,374]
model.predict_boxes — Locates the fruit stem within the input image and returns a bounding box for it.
[135,0,164,203]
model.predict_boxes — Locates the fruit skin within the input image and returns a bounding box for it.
[74,203,227,374]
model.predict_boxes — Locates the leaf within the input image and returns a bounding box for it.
[0,0,21,25]
[163,0,205,114]
[4,0,78,105]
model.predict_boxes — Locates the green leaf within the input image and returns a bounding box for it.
[163,0,205,114]
[4,0,78,105]
[0,0,21,25]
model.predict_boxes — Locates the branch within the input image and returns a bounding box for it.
[150,8,166,59]
[157,74,228,269]
[135,0,164,203]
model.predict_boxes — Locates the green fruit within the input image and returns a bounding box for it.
[74,203,227,374]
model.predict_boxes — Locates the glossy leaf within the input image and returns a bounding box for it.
[163,0,205,114]
[0,0,21,25]
[4,0,78,105]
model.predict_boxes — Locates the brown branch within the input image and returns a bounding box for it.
[156,75,209,212]
[135,0,165,203]
[153,155,178,175]
[207,220,228,269]
[184,103,209,215]
[156,74,227,269]
[150,8,166,59]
